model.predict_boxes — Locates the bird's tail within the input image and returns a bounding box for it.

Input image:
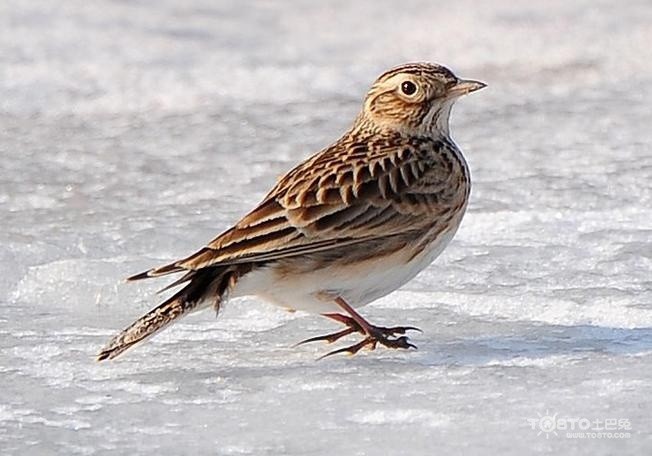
[97,267,239,361]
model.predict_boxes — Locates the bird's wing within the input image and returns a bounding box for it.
[130,135,452,280]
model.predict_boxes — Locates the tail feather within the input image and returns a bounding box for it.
[98,267,238,361]
[127,248,216,282]
[126,262,185,281]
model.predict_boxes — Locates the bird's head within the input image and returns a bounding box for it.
[361,62,485,136]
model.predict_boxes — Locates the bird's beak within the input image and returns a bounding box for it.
[447,79,487,98]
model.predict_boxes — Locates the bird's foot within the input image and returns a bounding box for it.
[296,312,420,358]
[325,313,422,337]
[319,331,417,359]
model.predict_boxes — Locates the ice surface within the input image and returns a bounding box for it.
[1,0,651,455]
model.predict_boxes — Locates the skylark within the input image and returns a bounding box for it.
[97,62,485,361]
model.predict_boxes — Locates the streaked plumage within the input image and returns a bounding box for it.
[97,62,485,361]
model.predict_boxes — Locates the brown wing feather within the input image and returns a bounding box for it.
[132,133,455,277]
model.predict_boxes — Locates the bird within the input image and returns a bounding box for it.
[97,62,485,361]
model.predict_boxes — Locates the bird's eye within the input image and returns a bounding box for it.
[400,80,418,96]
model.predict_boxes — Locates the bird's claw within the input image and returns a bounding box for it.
[378,325,422,335]
[379,335,417,350]
[317,334,417,359]
[318,337,377,359]
[294,327,355,346]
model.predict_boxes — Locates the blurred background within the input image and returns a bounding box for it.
[1,1,651,455]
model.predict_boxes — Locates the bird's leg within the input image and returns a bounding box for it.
[318,297,420,358]
[322,312,363,330]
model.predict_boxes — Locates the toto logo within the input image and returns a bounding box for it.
[526,410,632,440]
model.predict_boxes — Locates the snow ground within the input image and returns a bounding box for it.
[1,0,651,454]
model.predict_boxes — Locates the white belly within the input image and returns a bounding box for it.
[233,228,458,314]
